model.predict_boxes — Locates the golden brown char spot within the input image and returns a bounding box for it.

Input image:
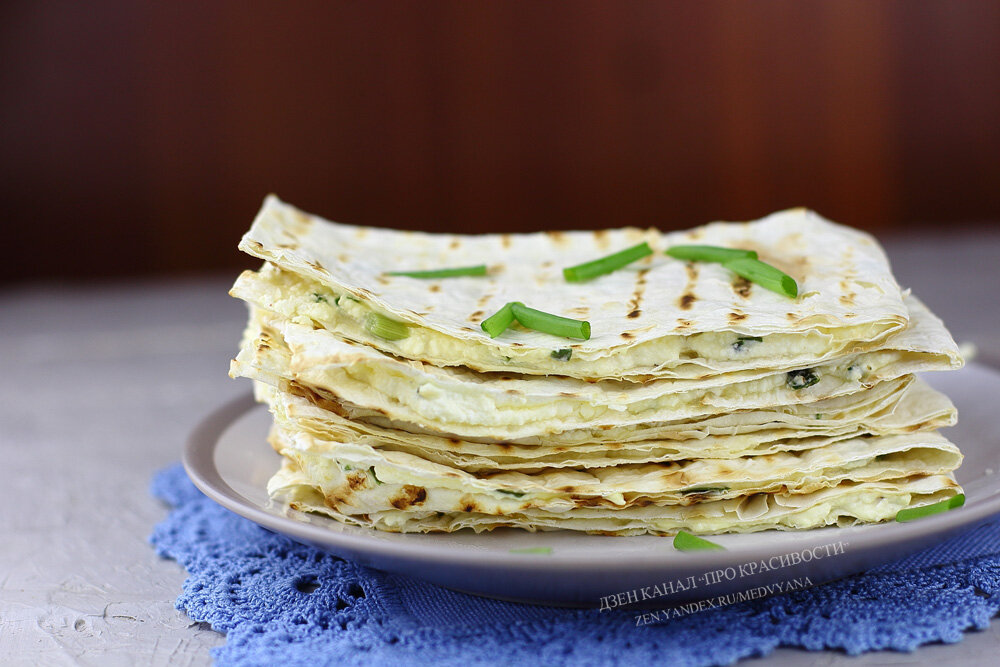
[786,312,797,320]
[461,496,481,513]
[477,292,495,308]
[448,437,461,445]
[496,442,513,451]
[449,239,461,250]
[338,254,350,263]
[307,260,327,273]
[732,276,752,298]
[627,268,650,313]
[620,331,635,340]
[501,234,512,249]
[376,275,390,285]
[511,342,524,348]
[541,261,553,268]
[593,229,610,250]
[356,287,374,298]
[558,391,576,397]
[346,472,368,490]
[678,293,696,310]
[429,284,441,293]
[248,240,265,250]
[627,309,642,319]
[389,485,427,510]
[839,293,856,307]
[728,311,748,323]
[685,263,699,282]
[461,326,475,332]
[468,310,485,322]
[559,485,576,492]
[571,495,603,507]
[545,230,568,246]
[675,319,693,329]
[354,228,368,239]
[505,389,522,396]
[568,306,590,317]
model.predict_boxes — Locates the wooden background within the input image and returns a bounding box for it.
[1,1,998,284]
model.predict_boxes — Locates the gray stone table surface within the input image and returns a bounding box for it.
[1,227,999,666]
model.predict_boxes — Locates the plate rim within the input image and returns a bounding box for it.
[183,363,1000,573]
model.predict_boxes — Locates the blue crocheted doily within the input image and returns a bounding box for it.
[150,464,1000,666]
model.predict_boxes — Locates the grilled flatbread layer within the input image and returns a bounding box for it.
[269,458,961,535]
[230,295,960,440]
[255,378,955,470]
[237,196,914,380]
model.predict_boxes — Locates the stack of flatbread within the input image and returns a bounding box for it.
[229,196,964,535]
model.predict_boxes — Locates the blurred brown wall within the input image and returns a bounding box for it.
[1,1,998,284]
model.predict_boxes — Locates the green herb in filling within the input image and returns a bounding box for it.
[312,292,329,303]
[787,368,820,390]
[497,489,527,498]
[680,486,729,496]
[367,467,384,486]
[732,336,763,352]
[364,312,410,341]
[551,348,573,361]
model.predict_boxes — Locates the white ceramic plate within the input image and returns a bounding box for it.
[185,363,1000,607]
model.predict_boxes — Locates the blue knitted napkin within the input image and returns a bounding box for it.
[150,463,1000,666]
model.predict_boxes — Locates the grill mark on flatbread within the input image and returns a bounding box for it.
[306,260,328,274]
[626,268,650,317]
[338,254,350,263]
[476,292,495,308]
[429,284,441,293]
[732,276,752,298]
[448,239,461,250]
[468,310,485,322]
[728,310,748,323]
[568,306,590,317]
[593,229,610,250]
[676,318,693,329]
[389,485,427,509]
[678,263,698,310]
[545,230,569,247]
[376,275,390,285]
[346,471,367,490]
[500,234,512,249]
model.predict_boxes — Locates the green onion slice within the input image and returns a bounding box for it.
[563,242,653,282]
[723,258,798,298]
[551,348,572,361]
[509,547,552,555]
[895,493,965,522]
[510,302,591,340]
[364,312,410,341]
[665,245,757,263]
[673,531,725,551]
[480,302,517,338]
[387,264,487,279]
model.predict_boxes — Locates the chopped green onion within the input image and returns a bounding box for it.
[679,486,729,496]
[787,368,820,390]
[312,292,329,303]
[509,547,552,555]
[563,242,653,282]
[387,265,487,279]
[367,467,384,486]
[895,494,965,522]
[723,258,798,298]
[510,302,591,340]
[551,348,573,361]
[732,336,763,352]
[480,302,517,338]
[497,489,526,498]
[673,531,725,551]
[665,245,757,263]
[364,312,409,341]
